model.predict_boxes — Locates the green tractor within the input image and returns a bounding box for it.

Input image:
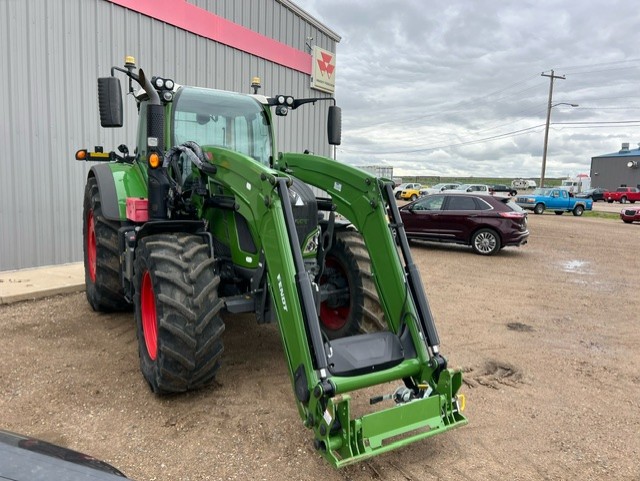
[76,56,466,467]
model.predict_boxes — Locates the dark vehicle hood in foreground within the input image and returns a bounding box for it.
[0,430,128,481]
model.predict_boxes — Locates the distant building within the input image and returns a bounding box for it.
[590,143,640,190]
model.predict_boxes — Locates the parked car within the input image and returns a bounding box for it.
[419,183,460,196]
[576,187,606,202]
[0,429,129,480]
[393,182,421,199]
[603,187,640,204]
[516,188,592,216]
[398,186,423,201]
[489,184,518,196]
[398,193,529,255]
[620,206,640,223]
[443,183,491,194]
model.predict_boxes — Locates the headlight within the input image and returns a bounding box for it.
[303,228,320,254]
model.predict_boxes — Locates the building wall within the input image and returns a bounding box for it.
[590,152,640,190]
[0,0,338,270]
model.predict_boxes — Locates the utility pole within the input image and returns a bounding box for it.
[540,70,566,188]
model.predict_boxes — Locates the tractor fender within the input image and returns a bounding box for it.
[88,163,148,221]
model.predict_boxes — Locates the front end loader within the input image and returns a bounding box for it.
[75,56,466,467]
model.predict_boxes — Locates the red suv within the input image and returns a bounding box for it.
[398,193,529,255]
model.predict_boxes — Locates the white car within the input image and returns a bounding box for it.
[393,182,421,199]
[420,183,460,195]
[443,183,491,194]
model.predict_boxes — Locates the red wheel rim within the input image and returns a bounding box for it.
[319,258,351,331]
[87,210,97,283]
[141,271,158,360]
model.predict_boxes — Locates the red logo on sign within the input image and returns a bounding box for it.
[317,52,335,78]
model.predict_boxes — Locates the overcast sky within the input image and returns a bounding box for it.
[294,0,640,180]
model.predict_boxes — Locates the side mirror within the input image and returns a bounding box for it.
[97,77,123,127]
[327,106,342,145]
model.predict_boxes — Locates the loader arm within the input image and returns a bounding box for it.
[204,147,466,466]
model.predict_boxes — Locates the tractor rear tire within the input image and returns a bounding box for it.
[133,233,225,393]
[319,230,385,339]
[83,176,129,312]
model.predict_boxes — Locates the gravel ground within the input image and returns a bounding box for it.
[1,213,639,480]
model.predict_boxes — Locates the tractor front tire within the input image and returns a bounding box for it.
[319,230,385,339]
[83,176,129,311]
[133,233,225,393]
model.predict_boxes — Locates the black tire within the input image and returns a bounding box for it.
[319,230,385,339]
[572,205,584,216]
[623,219,633,224]
[533,203,545,215]
[395,192,402,199]
[133,233,225,393]
[630,200,636,204]
[607,199,613,203]
[83,176,129,312]
[554,211,564,215]
[621,197,628,204]
[410,194,418,201]
[510,190,517,196]
[471,228,501,256]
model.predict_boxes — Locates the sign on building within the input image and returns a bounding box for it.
[311,45,336,94]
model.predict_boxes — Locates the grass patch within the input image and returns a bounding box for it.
[583,211,620,220]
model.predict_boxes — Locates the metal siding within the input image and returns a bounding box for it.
[1,0,337,270]
[591,157,640,190]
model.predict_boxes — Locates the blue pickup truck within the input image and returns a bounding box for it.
[516,188,593,216]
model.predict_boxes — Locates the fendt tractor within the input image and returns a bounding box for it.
[75,56,466,467]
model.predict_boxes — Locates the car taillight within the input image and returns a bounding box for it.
[499,211,525,218]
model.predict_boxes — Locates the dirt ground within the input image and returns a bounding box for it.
[1,213,639,480]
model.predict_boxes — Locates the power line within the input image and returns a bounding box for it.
[341,124,547,155]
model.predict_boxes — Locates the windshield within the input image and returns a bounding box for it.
[172,87,272,166]
[453,184,471,190]
[532,188,551,196]
[505,200,526,212]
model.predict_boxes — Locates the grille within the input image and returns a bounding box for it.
[624,209,637,216]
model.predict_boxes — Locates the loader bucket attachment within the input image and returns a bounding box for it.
[319,369,465,467]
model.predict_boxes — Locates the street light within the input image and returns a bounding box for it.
[540,102,579,188]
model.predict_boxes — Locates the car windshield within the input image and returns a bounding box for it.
[453,184,471,190]
[431,183,447,189]
[532,188,551,195]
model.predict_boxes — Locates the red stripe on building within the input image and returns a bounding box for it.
[106,0,312,74]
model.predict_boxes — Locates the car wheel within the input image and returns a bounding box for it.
[621,197,628,204]
[471,228,501,256]
[554,211,564,215]
[607,199,613,203]
[630,200,636,204]
[623,219,633,224]
[410,194,418,201]
[510,190,517,196]
[533,203,545,215]
[573,205,584,216]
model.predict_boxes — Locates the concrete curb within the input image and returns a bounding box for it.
[0,263,85,305]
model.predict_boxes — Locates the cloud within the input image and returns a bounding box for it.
[297,0,640,179]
